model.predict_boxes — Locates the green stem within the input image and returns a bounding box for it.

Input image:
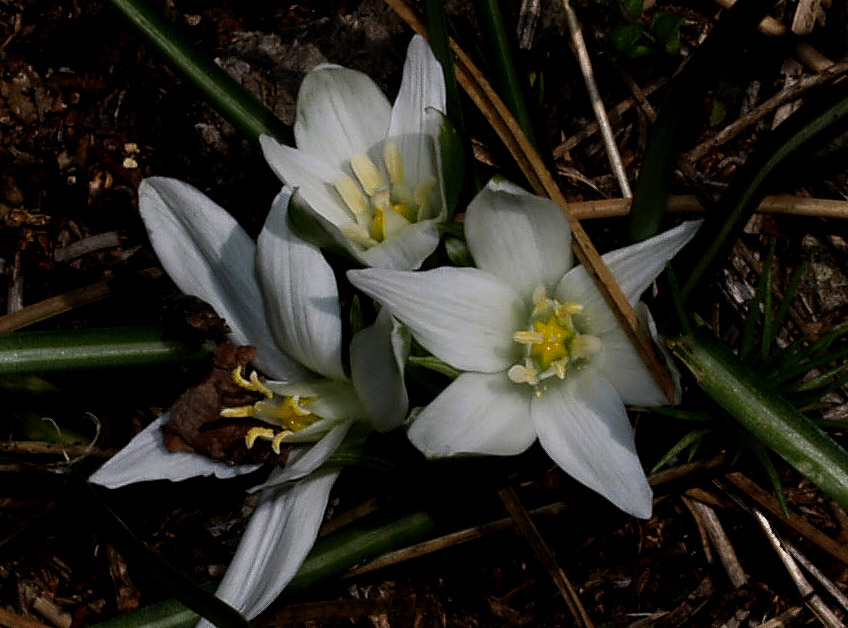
[474,0,538,148]
[669,328,848,508]
[106,0,292,145]
[0,327,212,375]
[89,508,438,628]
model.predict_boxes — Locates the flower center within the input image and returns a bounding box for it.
[508,286,601,391]
[220,367,318,454]
[333,140,437,247]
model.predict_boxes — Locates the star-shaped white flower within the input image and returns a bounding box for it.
[260,35,449,270]
[90,177,408,625]
[348,178,700,518]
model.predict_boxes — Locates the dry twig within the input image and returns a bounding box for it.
[0,280,112,333]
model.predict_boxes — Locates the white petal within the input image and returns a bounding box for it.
[348,267,525,372]
[466,178,572,299]
[294,65,391,169]
[89,414,261,488]
[554,221,700,337]
[408,371,535,456]
[138,177,308,382]
[257,189,345,380]
[350,308,409,432]
[250,419,354,489]
[603,220,701,301]
[199,469,339,626]
[388,35,446,138]
[259,137,353,228]
[360,218,441,269]
[595,303,680,406]
[531,375,653,518]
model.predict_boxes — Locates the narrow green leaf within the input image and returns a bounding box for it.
[650,427,712,473]
[740,243,775,362]
[627,0,773,243]
[106,0,292,145]
[775,346,848,386]
[674,78,848,308]
[435,111,467,217]
[764,262,806,351]
[474,0,539,147]
[89,508,439,628]
[760,245,776,360]
[750,444,790,518]
[407,355,463,379]
[669,328,848,509]
[0,327,212,375]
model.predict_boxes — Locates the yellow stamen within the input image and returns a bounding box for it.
[350,153,386,195]
[249,371,273,398]
[245,427,275,449]
[383,142,403,186]
[570,335,602,360]
[532,285,548,309]
[271,430,293,455]
[508,363,538,386]
[334,174,369,216]
[513,330,543,345]
[220,405,257,418]
[342,223,377,247]
[413,177,437,218]
[553,358,568,380]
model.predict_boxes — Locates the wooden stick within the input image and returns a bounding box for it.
[0,280,112,333]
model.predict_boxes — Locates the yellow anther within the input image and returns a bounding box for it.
[513,330,543,345]
[342,223,377,247]
[508,363,539,386]
[372,188,391,211]
[570,334,602,360]
[249,371,273,398]
[383,142,403,186]
[231,365,252,389]
[289,395,312,417]
[334,174,369,216]
[370,208,384,242]
[553,358,568,380]
[220,405,257,418]
[350,153,386,195]
[245,427,275,449]
[532,286,548,309]
[556,302,584,319]
[271,430,293,455]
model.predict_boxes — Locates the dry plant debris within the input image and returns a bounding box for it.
[1,0,848,627]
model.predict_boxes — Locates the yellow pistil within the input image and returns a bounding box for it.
[530,316,573,370]
[370,208,384,241]
[510,287,601,390]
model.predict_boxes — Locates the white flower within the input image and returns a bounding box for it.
[348,178,700,518]
[260,35,448,270]
[90,177,408,625]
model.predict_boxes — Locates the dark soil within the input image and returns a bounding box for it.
[2,1,848,627]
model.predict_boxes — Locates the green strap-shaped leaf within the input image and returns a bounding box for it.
[669,327,848,509]
[107,0,292,145]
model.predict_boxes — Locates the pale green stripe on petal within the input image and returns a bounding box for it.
[138,177,308,382]
[466,178,573,300]
[257,189,345,381]
[294,65,392,170]
[530,374,653,518]
[348,267,524,373]
[408,371,535,457]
